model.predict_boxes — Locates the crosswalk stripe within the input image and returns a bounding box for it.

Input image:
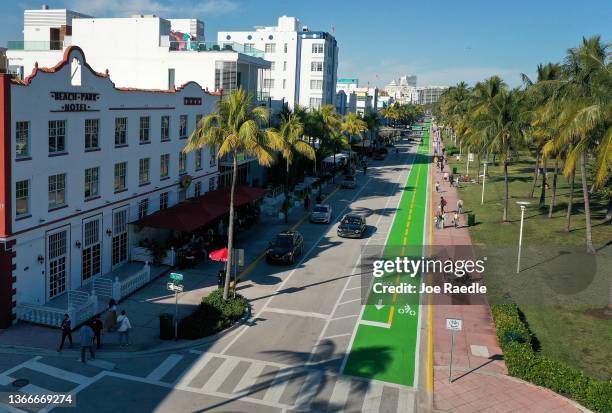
[0,375,13,385]
[201,358,240,392]
[327,376,351,410]
[175,353,213,387]
[19,383,53,395]
[293,370,324,410]
[233,363,266,397]
[262,367,293,404]
[146,354,183,381]
[27,361,88,384]
[361,381,384,412]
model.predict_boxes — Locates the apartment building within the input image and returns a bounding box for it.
[218,16,339,110]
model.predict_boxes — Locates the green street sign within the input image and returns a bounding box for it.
[170,272,183,282]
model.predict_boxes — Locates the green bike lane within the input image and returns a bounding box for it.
[342,123,430,387]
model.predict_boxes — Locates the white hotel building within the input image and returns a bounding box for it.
[0,47,227,328]
[218,16,339,110]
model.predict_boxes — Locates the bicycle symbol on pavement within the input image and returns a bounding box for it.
[397,304,416,316]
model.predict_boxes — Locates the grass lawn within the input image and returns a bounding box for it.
[442,135,611,381]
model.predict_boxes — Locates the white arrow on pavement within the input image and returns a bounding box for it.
[375,299,384,310]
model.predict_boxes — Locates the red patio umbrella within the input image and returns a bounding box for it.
[209,247,229,262]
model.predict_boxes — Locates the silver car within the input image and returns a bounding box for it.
[310,204,332,224]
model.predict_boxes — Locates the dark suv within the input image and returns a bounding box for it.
[266,231,304,264]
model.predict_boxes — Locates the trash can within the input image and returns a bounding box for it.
[452,166,458,175]
[467,213,476,226]
[159,313,174,340]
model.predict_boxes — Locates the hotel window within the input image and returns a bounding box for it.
[48,173,66,210]
[265,43,276,53]
[16,121,29,158]
[270,62,276,71]
[263,79,275,89]
[311,61,323,72]
[244,43,255,52]
[138,198,149,219]
[139,158,150,185]
[84,167,99,199]
[283,79,287,89]
[194,181,202,197]
[160,154,170,179]
[15,180,30,216]
[195,149,202,170]
[114,162,127,192]
[209,145,217,166]
[312,43,324,54]
[85,119,99,150]
[161,115,170,141]
[179,151,187,174]
[284,43,288,53]
[309,97,323,109]
[209,176,216,192]
[139,116,150,143]
[195,114,203,128]
[159,192,169,210]
[310,79,323,90]
[179,115,188,138]
[283,61,287,71]
[48,120,66,154]
[115,117,127,146]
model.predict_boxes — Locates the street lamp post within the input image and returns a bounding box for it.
[516,201,531,273]
[480,162,487,205]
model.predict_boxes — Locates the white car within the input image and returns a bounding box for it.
[310,204,333,224]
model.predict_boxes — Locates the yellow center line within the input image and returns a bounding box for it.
[388,153,423,326]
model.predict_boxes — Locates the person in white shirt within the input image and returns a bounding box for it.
[116,310,132,347]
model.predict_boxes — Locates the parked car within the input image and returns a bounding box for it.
[337,214,367,238]
[266,230,304,264]
[310,204,333,224]
[373,152,385,161]
[341,175,356,189]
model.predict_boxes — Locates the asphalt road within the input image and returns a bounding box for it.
[0,136,422,413]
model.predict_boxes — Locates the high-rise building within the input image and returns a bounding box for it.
[218,16,339,110]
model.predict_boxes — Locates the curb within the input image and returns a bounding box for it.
[0,303,252,359]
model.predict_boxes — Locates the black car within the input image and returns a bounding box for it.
[337,214,367,238]
[266,231,304,264]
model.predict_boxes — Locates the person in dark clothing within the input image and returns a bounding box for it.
[92,315,103,349]
[440,196,448,214]
[57,313,72,351]
[79,322,95,363]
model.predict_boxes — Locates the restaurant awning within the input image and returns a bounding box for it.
[131,186,267,232]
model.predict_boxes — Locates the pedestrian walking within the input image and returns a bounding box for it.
[57,313,73,351]
[117,310,132,347]
[440,196,447,214]
[457,199,464,214]
[79,322,95,363]
[454,211,460,228]
[304,193,310,210]
[435,181,440,193]
[105,299,117,332]
[92,315,103,349]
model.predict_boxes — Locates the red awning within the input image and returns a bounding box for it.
[209,247,229,262]
[131,186,267,232]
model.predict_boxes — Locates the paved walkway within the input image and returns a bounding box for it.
[429,133,588,413]
[0,182,338,354]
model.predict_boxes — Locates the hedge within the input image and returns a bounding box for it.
[178,289,247,340]
[491,304,612,413]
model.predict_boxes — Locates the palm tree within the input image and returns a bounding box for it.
[269,114,316,222]
[325,129,349,175]
[341,112,368,168]
[473,89,528,221]
[185,89,277,300]
[363,111,381,149]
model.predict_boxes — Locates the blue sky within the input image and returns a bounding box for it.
[2,0,610,87]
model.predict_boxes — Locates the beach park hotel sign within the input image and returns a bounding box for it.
[50,91,100,112]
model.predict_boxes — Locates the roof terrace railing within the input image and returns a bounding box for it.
[169,41,264,59]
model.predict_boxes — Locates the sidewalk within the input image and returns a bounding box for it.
[0,182,338,355]
[429,138,588,412]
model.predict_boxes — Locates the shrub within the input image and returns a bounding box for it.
[491,304,612,413]
[445,144,459,156]
[178,289,247,340]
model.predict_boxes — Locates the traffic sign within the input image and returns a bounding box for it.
[468,153,474,162]
[167,282,184,293]
[232,249,245,267]
[169,272,183,282]
[446,318,463,331]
